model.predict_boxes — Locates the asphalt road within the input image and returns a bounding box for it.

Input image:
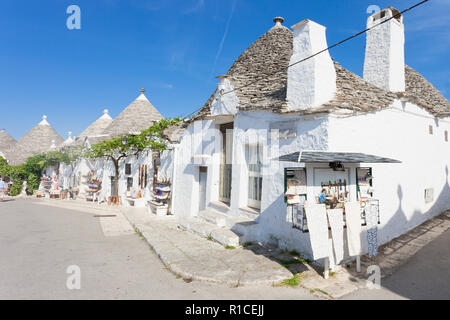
[342,226,450,300]
[1,199,448,300]
[0,199,316,300]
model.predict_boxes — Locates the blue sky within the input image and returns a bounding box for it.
[0,0,448,140]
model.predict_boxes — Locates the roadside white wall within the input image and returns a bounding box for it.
[172,101,450,259]
[172,120,219,217]
[158,149,174,182]
[237,112,330,257]
[171,111,331,258]
[328,100,450,246]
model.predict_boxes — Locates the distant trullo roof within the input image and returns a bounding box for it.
[72,109,113,146]
[80,109,113,138]
[0,129,16,157]
[6,115,64,165]
[103,89,164,137]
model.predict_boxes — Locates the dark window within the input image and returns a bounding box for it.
[429,125,433,135]
[125,163,131,175]
[127,177,133,191]
[445,130,448,142]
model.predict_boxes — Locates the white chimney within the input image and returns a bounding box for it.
[363,7,405,92]
[286,19,336,111]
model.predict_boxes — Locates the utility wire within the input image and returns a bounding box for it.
[183,0,429,120]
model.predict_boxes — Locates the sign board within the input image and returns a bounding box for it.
[269,121,297,140]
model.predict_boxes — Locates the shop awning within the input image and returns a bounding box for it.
[278,151,401,163]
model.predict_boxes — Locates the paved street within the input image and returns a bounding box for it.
[0,198,449,300]
[342,227,450,300]
[0,199,315,300]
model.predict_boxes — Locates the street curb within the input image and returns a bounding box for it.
[120,208,257,287]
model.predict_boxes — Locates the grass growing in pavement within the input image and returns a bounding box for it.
[280,274,301,287]
[276,257,311,268]
[310,288,330,296]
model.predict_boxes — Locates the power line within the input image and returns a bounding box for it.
[183,0,429,120]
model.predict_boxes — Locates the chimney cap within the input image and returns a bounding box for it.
[273,17,285,26]
[140,88,146,94]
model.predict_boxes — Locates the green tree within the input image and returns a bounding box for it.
[85,118,181,197]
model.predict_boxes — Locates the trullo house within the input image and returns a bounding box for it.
[166,8,450,264]
[0,129,16,162]
[5,115,64,165]
[65,89,165,204]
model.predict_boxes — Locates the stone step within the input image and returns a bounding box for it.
[178,217,240,247]
[199,209,259,242]
[198,210,227,227]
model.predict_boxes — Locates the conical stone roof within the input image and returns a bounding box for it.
[80,109,113,138]
[72,109,113,146]
[103,89,164,137]
[0,129,16,156]
[6,116,64,165]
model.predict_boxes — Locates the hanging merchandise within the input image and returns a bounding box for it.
[285,179,301,205]
[366,200,379,257]
[344,202,363,257]
[327,209,345,264]
[304,204,331,260]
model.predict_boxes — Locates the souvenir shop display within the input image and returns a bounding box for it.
[283,168,381,278]
[284,168,307,230]
[39,175,52,195]
[84,171,102,202]
[357,168,374,201]
[320,179,349,208]
[152,184,170,204]
[147,181,171,216]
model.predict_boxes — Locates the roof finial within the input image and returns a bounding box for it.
[104,109,109,114]
[68,131,72,138]
[273,17,284,26]
[140,88,146,94]
[39,115,50,126]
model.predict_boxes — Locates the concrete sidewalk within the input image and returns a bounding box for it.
[121,207,294,287]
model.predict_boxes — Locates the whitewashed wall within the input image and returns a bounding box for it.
[328,100,450,246]
[171,111,331,258]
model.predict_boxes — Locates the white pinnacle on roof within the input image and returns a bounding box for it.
[64,131,74,145]
[135,88,149,102]
[39,115,50,126]
[99,109,112,120]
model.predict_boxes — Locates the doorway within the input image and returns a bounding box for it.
[219,122,233,204]
[199,167,208,212]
